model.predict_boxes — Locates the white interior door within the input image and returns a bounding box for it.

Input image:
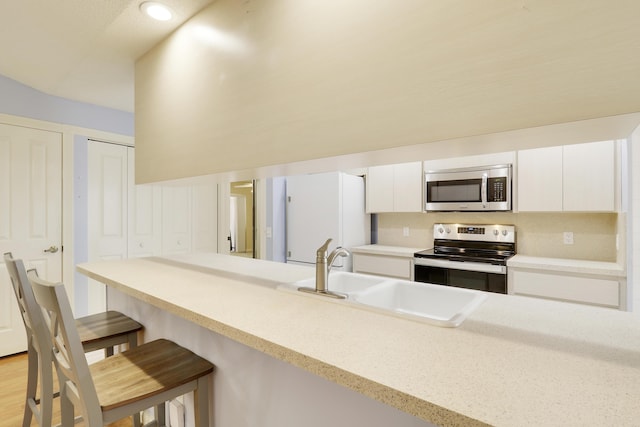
[0,123,62,356]
[230,195,247,253]
[191,183,218,253]
[162,186,191,255]
[127,148,162,258]
[88,142,128,315]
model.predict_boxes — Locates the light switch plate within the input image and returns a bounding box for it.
[403,226,410,237]
[563,232,574,245]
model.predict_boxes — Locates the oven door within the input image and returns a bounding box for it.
[414,258,507,294]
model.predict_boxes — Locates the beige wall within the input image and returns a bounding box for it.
[377,212,619,262]
[135,0,640,184]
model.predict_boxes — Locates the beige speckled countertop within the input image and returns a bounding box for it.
[351,244,427,258]
[508,254,626,277]
[78,254,640,426]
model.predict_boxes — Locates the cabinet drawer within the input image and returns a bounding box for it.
[353,253,413,280]
[511,270,619,308]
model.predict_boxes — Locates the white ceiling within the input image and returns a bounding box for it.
[0,0,214,112]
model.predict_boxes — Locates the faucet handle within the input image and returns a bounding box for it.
[317,238,332,257]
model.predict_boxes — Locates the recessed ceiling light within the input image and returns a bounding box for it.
[140,2,173,21]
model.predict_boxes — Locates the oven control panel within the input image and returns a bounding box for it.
[433,223,515,243]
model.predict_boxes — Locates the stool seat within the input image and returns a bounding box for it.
[77,311,142,353]
[90,339,213,415]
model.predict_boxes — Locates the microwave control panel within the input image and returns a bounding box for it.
[488,177,507,202]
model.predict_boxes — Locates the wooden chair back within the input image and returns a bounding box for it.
[28,270,104,426]
[4,253,49,356]
[4,252,55,427]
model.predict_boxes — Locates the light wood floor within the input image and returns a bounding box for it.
[0,352,132,427]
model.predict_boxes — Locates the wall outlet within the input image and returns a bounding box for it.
[403,226,410,237]
[563,232,574,245]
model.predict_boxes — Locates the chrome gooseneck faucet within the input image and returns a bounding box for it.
[298,238,349,299]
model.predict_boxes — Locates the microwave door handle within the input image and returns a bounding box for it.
[481,173,488,208]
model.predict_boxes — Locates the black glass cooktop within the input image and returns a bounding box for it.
[414,239,515,266]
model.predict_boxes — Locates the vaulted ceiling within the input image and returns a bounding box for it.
[0,0,214,112]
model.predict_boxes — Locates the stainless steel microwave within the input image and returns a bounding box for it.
[425,164,512,212]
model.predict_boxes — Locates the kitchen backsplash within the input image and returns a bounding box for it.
[376,212,620,262]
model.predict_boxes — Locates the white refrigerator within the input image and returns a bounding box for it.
[286,171,370,271]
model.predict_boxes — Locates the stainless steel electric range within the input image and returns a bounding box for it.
[413,223,516,294]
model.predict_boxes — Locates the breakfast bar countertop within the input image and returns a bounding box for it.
[77,254,640,427]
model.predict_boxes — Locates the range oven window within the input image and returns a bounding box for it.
[414,264,507,294]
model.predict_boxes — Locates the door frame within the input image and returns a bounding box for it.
[0,113,133,313]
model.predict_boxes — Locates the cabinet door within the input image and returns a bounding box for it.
[517,146,563,211]
[366,165,394,213]
[353,253,413,280]
[162,186,192,254]
[393,162,423,212]
[563,140,615,212]
[511,269,619,308]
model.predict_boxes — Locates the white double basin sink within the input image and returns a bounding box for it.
[280,272,487,327]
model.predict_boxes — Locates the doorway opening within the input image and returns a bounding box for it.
[229,180,255,258]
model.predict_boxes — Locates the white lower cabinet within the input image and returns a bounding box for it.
[353,253,414,281]
[510,269,621,308]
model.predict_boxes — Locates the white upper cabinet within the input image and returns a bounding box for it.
[518,140,616,212]
[563,141,615,212]
[393,163,424,212]
[366,162,422,213]
[517,146,563,211]
[366,165,395,212]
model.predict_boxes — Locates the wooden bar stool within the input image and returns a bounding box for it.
[27,269,214,427]
[4,253,143,427]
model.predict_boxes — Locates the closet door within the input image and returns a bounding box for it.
[162,186,192,255]
[191,183,218,253]
[88,142,128,314]
[127,148,162,258]
[0,123,62,356]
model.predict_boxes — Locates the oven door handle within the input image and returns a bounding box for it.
[481,173,488,208]
[414,257,506,274]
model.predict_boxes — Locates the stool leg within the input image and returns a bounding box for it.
[128,332,143,427]
[155,403,166,426]
[38,353,54,427]
[194,376,210,427]
[22,346,38,427]
[128,331,138,349]
[132,412,142,427]
[59,383,75,427]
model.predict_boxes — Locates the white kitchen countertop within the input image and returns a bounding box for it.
[351,244,427,257]
[508,254,626,277]
[78,253,640,426]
